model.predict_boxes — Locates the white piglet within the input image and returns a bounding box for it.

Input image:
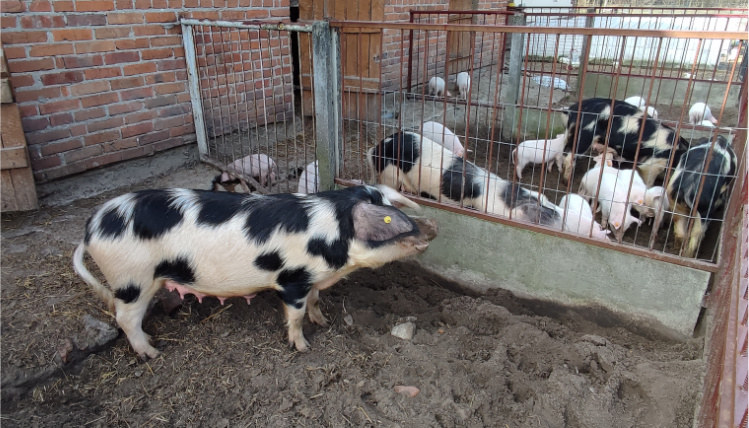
[558,193,610,240]
[644,185,670,233]
[624,95,658,119]
[212,154,278,193]
[296,160,364,194]
[512,134,566,179]
[456,72,471,100]
[689,102,718,125]
[428,77,452,98]
[420,121,466,157]
[579,167,642,240]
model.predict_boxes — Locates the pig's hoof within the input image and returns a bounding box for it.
[308,308,329,326]
[137,346,161,361]
[291,337,310,353]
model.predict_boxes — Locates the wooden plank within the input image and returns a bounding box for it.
[1,170,18,212]
[1,104,26,148]
[334,0,346,20]
[1,147,28,169]
[5,164,38,211]
[358,0,370,81]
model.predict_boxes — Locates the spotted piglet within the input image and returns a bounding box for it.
[73,185,439,359]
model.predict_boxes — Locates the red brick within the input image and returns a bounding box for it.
[106,12,143,24]
[115,38,149,50]
[71,81,110,96]
[31,155,62,171]
[122,62,156,75]
[1,0,25,12]
[1,31,48,44]
[157,104,190,117]
[104,51,139,64]
[49,112,74,126]
[75,40,116,54]
[62,55,103,68]
[39,98,80,115]
[104,137,137,151]
[70,123,87,137]
[41,71,84,85]
[76,0,114,11]
[108,100,143,115]
[141,48,172,60]
[10,74,34,88]
[63,144,103,163]
[121,121,153,138]
[154,82,184,95]
[84,129,120,145]
[81,92,118,107]
[14,87,61,103]
[133,0,148,8]
[20,15,65,29]
[29,43,74,57]
[40,138,82,156]
[144,72,176,85]
[67,14,107,26]
[7,58,55,73]
[19,105,39,117]
[86,116,123,132]
[109,76,144,90]
[26,128,70,145]
[145,11,175,23]
[123,110,152,124]
[157,59,185,71]
[74,106,106,121]
[36,162,87,182]
[1,16,17,28]
[29,0,52,11]
[153,137,187,152]
[94,27,130,39]
[176,93,190,103]
[184,0,198,6]
[152,0,166,6]
[52,0,75,11]
[144,94,175,109]
[149,35,180,47]
[21,116,50,132]
[152,115,185,131]
[136,128,169,145]
[169,123,194,137]
[270,8,286,17]
[84,67,121,80]
[119,87,153,101]
[52,28,92,41]
[132,25,164,36]
[115,0,132,8]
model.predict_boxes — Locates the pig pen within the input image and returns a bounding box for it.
[1,152,705,427]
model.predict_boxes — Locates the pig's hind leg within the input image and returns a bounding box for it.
[279,282,313,352]
[113,279,163,360]
[306,288,329,327]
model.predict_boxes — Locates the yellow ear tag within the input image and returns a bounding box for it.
[384,216,392,224]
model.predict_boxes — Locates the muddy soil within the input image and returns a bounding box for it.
[1,162,705,427]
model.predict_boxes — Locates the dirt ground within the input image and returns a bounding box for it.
[1,159,706,427]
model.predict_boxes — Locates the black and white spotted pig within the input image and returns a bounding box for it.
[562,98,689,187]
[367,131,563,228]
[666,135,737,258]
[73,185,439,359]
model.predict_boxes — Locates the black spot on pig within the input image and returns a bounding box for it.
[254,252,284,271]
[154,257,196,284]
[277,267,313,308]
[307,238,349,269]
[502,184,561,227]
[369,132,421,174]
[196,190,247,226]
[97,207,128,241]
[83,217,93,245]
[245,194,309,245]
[114,283,141,304]
[441,158,483,201]
[131,190,183,240]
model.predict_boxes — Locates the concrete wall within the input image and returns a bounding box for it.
[414,205,711,338]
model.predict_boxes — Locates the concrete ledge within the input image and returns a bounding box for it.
[414,206,711,338]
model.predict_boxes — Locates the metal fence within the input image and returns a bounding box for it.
[329,19,747,270]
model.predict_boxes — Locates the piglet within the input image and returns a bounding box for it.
[512,134,566,179]
[579,167,643,240]
[213,154,278,193]
[558,193,610,240]
[689,102,718,125]
[456,72,471,100]
[644,185,670,233]
[624,96,659,119]
[296,160,364,194]
[420,121,466,157]
[428,77,452,98]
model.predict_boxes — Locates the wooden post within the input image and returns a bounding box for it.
[502,11,525,143]
[312,21,342,191]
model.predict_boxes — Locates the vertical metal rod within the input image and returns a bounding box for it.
[407,12,415,94]
[182,23,209,157]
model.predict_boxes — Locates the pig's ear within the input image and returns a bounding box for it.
[352,203,417,243]
[375,185,421,211]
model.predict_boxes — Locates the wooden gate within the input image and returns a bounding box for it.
[299,0,384,119]
[447,0,477,75]
[0,43,38,212]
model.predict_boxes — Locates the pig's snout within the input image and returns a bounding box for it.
[411,216,439,242]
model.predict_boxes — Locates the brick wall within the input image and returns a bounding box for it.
[0,0,290,182]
